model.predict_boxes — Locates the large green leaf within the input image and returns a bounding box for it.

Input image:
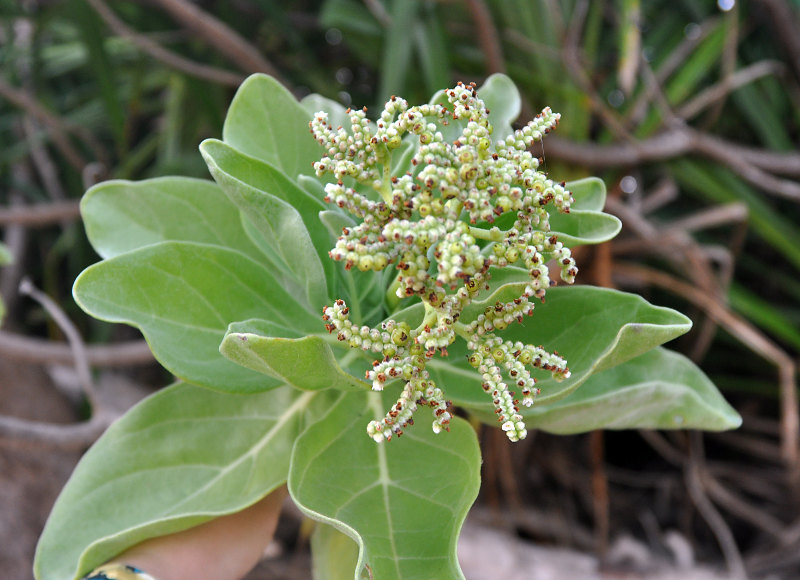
[289,391,481,580]
[484,177,620,247]
[221,74,319,180]
[34,383,326,580]
[526,348,742,433]
[548,177,621,245]
[220,319,370,391]
[474,73,522,142]
[200,139,331,308]
[80,177,262,260]
[73,241,319,393]
[425,286,692,412]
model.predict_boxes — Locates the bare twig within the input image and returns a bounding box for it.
[145,0,284,81]
[22,116,68,201]
[19,278,96,406]
[0,279,122,451]
[0,79,97,171]
[86,0,244,87]
[629,18,718,123]
[640,177,679,214]
[638,429,685,467]
[547,129,800,177]
[589,430,609,558]
[0,331,155,367]
[700,469,787,540]
[561,0,631,141]
[756,0,800,83]
[691,128,800,202]
[702,4,739,127]
[0,413,112,451]
[613,263,799,468]
[463,0,505,73]
[546,129,800,203]
[686,434,748,579]
[0,200,81,226]
[663,202,749,234]
[678,60,784,120]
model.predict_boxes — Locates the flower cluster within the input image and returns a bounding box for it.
[313,82,575,442]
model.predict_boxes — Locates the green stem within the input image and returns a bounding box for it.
[377,150,394,204]
[453,321,474,342]
[469,225,505,242]
[417,299,438,332]
[344,272,363,323]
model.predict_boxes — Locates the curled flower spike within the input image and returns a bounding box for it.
[313,81,577,442]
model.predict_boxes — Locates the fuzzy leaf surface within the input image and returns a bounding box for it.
[289,391,481,580]
[200,139,331,308]
[80,177,262,260]
[221,74,319,180]
[34,383,324,580]
[549,177,621,245]
[73,241,318,393]
[526,348,742,433]
[425,286,692,412]
[220,319,369,391]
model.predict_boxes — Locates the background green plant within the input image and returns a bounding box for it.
[2,1,798,579]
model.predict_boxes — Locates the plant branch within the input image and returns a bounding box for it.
[0,330,155,367]
[678,60,784,121]
[0,413,112,451]
[0,79,101,171]
[144,0,284,81]
[756,0,800,83]
[19,278,97,407]
[87,0,245,87]
[686,433,748,580]
[0,200,80,226]
[546,129,800,188]
[613,262,799,469]
[463,0,505,74]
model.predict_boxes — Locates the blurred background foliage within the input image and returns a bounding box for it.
[2,0,800,578]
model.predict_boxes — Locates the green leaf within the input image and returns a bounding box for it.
[547,213,621,247]
[289,391,481,580]
[566,177,609,212]
[34,383,323,580]
[300,93,350,132]
[475,73,522,142]
[427,73,522,146]
[311,523,361,580]
[221,74,320,180]
[478,177,619,248]
[220,319,369,391]
[526,348,741,433]
[426,286,692,413]
[548,178,621,245]
[73,241,318,393]
[200,139,331,308]
[80,177,262,261]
